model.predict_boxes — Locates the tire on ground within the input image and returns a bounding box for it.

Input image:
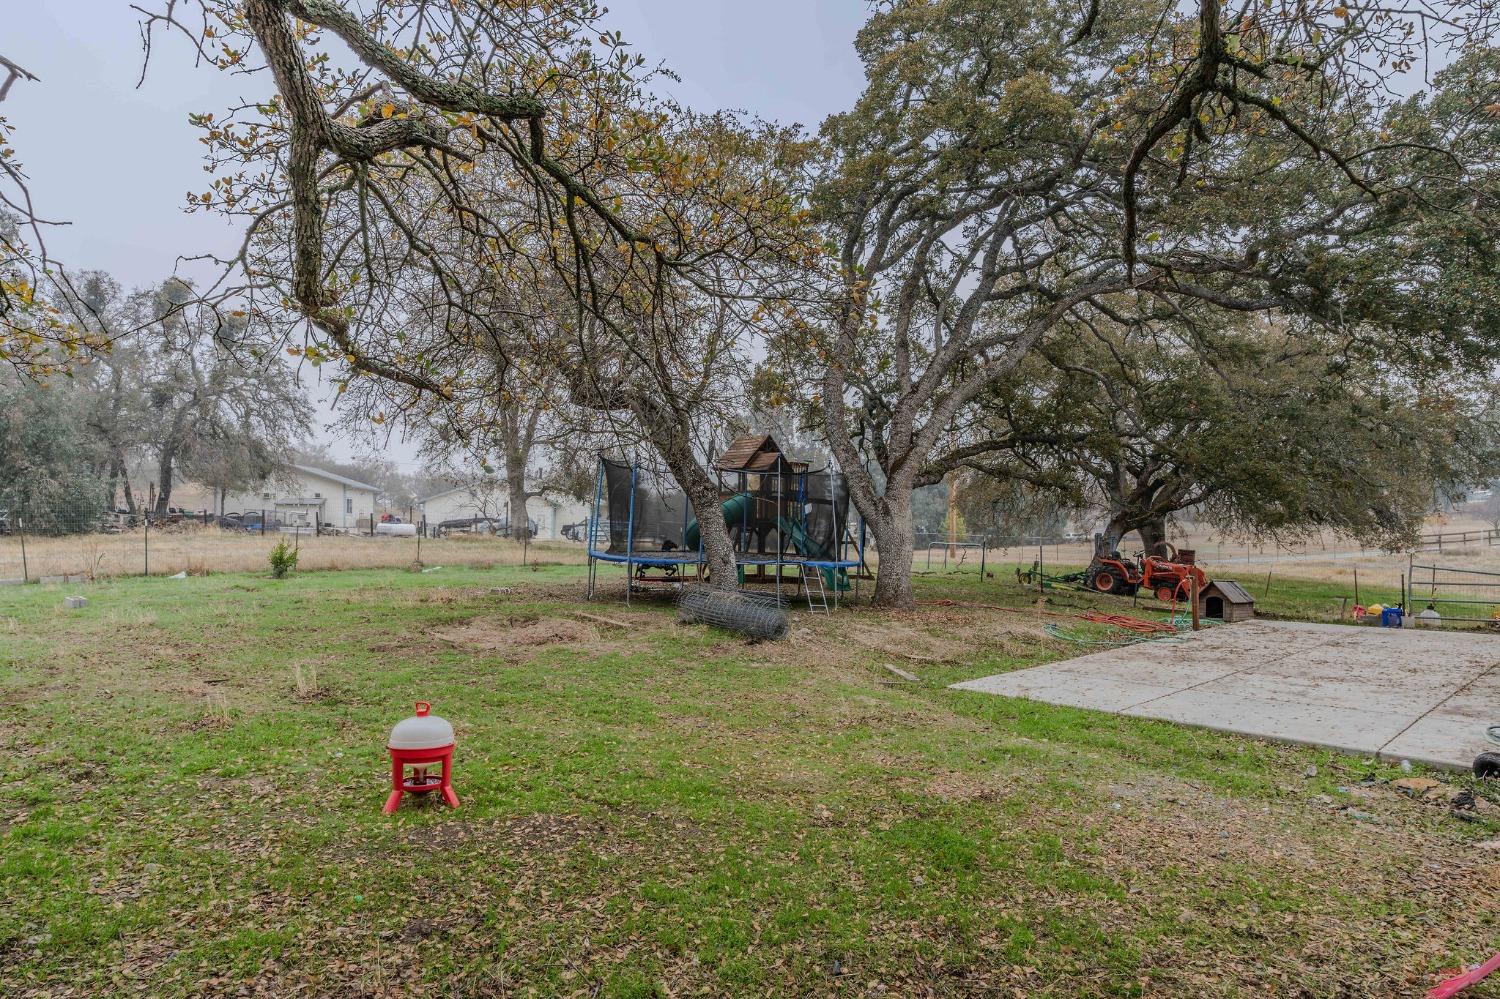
[1475,752,1500,779]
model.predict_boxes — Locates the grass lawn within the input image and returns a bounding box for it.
[2,562,1497,997]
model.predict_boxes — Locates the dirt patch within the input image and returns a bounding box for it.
[423,612,653,662]
[339,584,524,607]
[729,606,1052,674]
[843,620,964,663]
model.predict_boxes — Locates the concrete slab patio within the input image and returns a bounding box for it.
[951,620,1500,771]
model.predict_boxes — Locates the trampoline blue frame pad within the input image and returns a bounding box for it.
[589,549,858,570]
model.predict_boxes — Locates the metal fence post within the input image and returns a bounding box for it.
[18,515,27,583]
[144,517,150,577]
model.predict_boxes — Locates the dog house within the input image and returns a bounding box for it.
[1199,580,1255,622]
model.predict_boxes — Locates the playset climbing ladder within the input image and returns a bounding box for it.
[801,562,829,614]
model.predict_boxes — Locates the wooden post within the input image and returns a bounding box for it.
[17,516,27,583]
[1190,573,1201,631]
[1263,568,1272,597]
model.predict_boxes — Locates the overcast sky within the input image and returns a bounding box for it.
[12,1,869,468]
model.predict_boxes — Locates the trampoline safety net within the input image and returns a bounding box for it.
[800,471,849,561]
[600,458,693,554]
[596,456,853,562]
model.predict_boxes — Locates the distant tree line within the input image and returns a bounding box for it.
[0,271,310,533]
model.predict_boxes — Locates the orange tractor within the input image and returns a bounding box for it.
[1083,536,1207,601]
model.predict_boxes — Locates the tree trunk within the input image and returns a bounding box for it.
[1101,513,1131,555]
[677,463,738,591]
[1137,516,1169,556]
[506,477,531,541]
[153,448,176,517]
[106,460,122,512]
[867,484,916,609]
[117,450,138,517]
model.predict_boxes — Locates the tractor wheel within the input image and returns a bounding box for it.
[1154,585,1175,602]
[1092,570,1120,594]
[1475,752,1500,779]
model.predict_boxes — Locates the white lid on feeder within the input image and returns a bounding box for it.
[388,702,455,750]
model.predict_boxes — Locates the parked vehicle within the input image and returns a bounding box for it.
[239,512,284,533]
[433,516,537,538]
[1084,540,1207,600]
[0,509,11,535]
[435,516,499,536]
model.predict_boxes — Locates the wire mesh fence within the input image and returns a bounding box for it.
[0,502,584,583]
[676,586,790,640]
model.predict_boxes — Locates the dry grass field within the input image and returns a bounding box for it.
[6,516,1498,600]
[0,527,589,581]
[970,516,1500,594]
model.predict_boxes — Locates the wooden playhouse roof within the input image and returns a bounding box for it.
[713,434,794,474]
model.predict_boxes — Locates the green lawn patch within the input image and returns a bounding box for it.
[2,564,1496,997]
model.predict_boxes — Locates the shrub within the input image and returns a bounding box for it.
[268,539,299,579]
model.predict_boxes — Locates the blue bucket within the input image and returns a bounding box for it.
[1380,606,1404,628]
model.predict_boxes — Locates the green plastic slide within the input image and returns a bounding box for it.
[683,495,849,591]
[683,492,752,552]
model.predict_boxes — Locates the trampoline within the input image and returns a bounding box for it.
[586,436,867,608]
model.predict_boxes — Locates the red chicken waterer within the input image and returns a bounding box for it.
[383,701,459,814]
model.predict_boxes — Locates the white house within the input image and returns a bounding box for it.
[418,479,589,541]
[215,464,379,531]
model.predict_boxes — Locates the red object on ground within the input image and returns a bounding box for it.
[383,701,460,814]
[1428,952,1500,999]
[1080,610,1178,635]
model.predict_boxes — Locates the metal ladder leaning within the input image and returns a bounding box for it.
[801,563,830,614]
